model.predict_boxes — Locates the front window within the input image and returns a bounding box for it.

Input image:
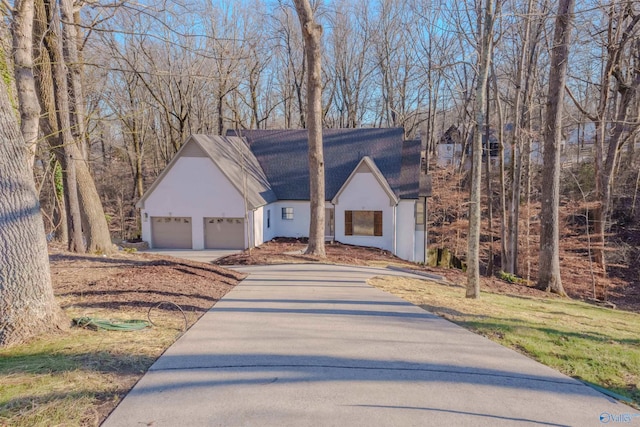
[345,210,382,236]
[267,209,271,228]
[282,207,294,220]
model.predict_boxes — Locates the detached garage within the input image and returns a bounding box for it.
[137,135,276,250]
[151,217,192,249]
[204,217,244,249]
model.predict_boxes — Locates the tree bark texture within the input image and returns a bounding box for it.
[11,0,41,167]
[537,0,574,295]
[41,0,114,254]
[59,0,88,160]
[293,0,326,258]
[42,0,84,253]
[467,0,496,298]
[0,79,66,347]
[34,0,67,243]
[484,84,494,276]
[491,66,508,268]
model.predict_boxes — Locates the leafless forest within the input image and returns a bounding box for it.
[3,0,639,294]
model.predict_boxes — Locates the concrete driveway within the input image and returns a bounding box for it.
[103,264,636,427]
[142,249,240,264]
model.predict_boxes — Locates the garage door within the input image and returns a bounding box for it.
[204,217,244,249]
[151,217,193,249]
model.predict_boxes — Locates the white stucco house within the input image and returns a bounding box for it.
[137,128,431,262]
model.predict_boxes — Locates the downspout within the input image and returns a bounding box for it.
[423,196,428,264]
[331,202,336,242]
[393,201,397,255]
[240,145,251,254]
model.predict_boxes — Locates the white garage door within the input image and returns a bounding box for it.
[204,217,244,249]
[151,217,193,249]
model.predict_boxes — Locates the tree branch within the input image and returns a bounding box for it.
[2,0,13,13]
[565,86,597,121]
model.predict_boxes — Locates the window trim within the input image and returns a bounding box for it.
[345,210,382,236]
[281,207,294,220]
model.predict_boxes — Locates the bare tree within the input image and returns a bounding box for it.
[566,1,640,274]
[272,4,307,128]
[538,0,574,295]
[39,0,84,252]
[327,0,374,128]
[293,0,326,257]
[9,0,40,167]
[0,77,66,347]
[467,0,499,298]
[35,0,113,254]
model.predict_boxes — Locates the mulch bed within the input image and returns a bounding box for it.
[50,250,245,317]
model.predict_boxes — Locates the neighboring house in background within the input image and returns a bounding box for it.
[137,128,431,262]
[436,125,464,168]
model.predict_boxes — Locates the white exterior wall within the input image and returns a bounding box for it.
[251,207,266,247]
[262,204,277,242]
[334,172,395,252]
[395,200,416,261]
[271,201,311,238]
[437,144,463,168]
[140,157,246,249]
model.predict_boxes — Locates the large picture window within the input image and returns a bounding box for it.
[345,210,382,236]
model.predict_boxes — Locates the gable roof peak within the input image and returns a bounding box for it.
[332,156,399,206]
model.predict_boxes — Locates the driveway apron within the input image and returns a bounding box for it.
[103,264,635,427]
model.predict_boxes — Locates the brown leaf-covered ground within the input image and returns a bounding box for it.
[50,249,245,317]
[424,166,640,312]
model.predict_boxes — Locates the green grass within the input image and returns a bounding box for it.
[370,276,640,407]
[0,310,186,426]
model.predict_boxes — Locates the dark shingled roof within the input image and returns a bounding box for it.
[398,139,421,199]
[229,128,417,200]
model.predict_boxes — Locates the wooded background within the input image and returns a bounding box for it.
[2,0,639,288]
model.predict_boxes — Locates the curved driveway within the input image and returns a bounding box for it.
[104,264,634,426]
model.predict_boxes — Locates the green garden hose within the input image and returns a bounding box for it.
[72,317,150,331]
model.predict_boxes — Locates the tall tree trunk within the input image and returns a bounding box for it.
[491,65,507,269]
[293,0,326,258]
[34,0,67,243]
[0,78,66,348]
[538,0,574,295]
[42,0,84,253]
[40,0,113,254]
[504,0,533,276]
[11,0,40,167]
[59,0,88,160]
[75,158,115,253]
[467,0,497,298]
[62,3,114,253]
[52,159,68,242]
[484,82,494,276]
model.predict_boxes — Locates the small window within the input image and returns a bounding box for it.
[345,210,382,236]
[267,210,271,228]
[282,207,294,220]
